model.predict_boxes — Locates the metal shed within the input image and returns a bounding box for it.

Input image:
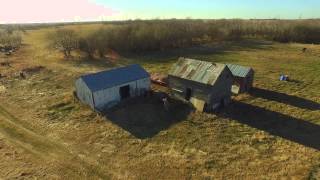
[227,64,254,94]
[75,64,150,111]
[168,58,233,112]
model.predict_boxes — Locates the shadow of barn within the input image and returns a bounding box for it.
[220,101,320,151]
[104,95,193,139]
[250,88,320,111]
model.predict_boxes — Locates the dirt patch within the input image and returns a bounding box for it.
[22,66,45,75]
[0,61,11,67]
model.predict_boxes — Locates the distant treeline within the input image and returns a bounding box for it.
[46,19,320,58]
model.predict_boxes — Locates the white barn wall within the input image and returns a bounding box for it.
[93,78,151,110]
[93,87,119,109]
[75,79,94,109]
[136,78,151,95]
[93,81,136,109]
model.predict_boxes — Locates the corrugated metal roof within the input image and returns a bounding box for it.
[169,58,228,86]
[227,64,252,78]
[80,64,149,92]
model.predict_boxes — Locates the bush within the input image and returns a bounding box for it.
[0,29,22,49]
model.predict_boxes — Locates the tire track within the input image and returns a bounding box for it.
[0,104,110,179]
[0,104,67,159]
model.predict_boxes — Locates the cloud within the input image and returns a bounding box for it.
[0,0,118,23]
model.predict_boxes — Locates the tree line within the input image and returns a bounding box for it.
[47,19,320,59]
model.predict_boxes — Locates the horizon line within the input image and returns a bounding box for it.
[1,18,320,25]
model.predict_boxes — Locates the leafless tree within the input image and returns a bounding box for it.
[49,29,79,58]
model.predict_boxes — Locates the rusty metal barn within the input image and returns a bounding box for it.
[168,58,233,112]
[227,64,254,94]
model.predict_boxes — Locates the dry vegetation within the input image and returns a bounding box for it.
[0,30,22,50]
[0,21,320,179]
[44,19,320,59]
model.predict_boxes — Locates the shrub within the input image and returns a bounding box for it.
[0,29,22,49]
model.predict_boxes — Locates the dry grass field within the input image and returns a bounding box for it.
[0,24,320,179]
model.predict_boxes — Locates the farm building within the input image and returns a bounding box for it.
[227,64,254,94]
[168,58,233,112]
[75,64,150,111]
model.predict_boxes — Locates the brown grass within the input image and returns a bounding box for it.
[0,24,319,179]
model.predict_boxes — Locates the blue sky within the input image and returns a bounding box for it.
[96,0,320,20]
[1,0,319,23]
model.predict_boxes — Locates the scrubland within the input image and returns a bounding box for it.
[0,21,319,179]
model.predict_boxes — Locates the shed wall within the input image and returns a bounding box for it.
[231,70,254,94]
[136,78,151,95]
[168,67,233,111]
[246,70,254,90]
[209,68,233,105]
[168,75,213,102]
[75,78,94,109]
[93,77,150,110]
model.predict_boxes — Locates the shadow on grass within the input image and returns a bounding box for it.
[71,56,116,68]
[219,101,320,150]
[250,88,320,110]
[103,95,193,139]
[124,39,273,64]
[60,40,273,71]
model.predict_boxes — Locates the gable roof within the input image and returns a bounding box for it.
[80,64,149,92]
[169,57,229,86]
[227,64,253,78]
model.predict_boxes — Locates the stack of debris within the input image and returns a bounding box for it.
[22,66,45,74]
[18,66,45,79]
[0,61,10,67]
[150,73,168,86]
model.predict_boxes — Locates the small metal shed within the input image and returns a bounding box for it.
[227,64,254,94]
[75,64,150,110]
[168,58,233,112]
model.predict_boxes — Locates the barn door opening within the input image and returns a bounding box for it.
[185,88,192,101]
[120,85,130,100]
[220,99,225,108]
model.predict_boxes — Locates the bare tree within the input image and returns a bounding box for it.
[49,29,79,58]
[79,36,96,59]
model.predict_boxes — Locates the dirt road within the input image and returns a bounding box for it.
[0,104,110,179]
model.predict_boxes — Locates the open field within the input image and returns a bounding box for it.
[0,24,320,179]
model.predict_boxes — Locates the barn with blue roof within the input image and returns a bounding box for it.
[75,64,150,110]
[227,64,254,94]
